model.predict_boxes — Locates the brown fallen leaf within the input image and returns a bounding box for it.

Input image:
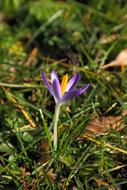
[47,168,57,181]
[101,49,127,69]
[25,47,39,66]
[84,111,127,136]
[73,186,78,190]
[0,13,6,23]
[94,178,109,187]
[94,178,121,190]
[20,167,36,190]
[39,139,50,166]
[100,34,118,44]
[108,187,121,190]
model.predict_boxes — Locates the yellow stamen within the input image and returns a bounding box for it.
[61,74,68,96]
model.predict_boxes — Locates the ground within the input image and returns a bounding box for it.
[0,0,127,189]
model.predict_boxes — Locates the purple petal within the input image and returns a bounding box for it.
[42,72,55,96]
[62,84,90,102]
[51,70,62,99]
[51,70,60,84]
[52,79,62,102]
[66,73,81,92]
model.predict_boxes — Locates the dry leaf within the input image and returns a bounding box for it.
[84,112,126,136]
[47,168,57,181]
[108,187,121,190]
[20,167,35,190]
[39,139,50,166]
[101,49,127,69]
[94,178,121,190]
[94,178,109,187]
[73,186,78,190]
[100,34,118,44]
[20,167,30,177]
[25,47,39,66]
[0,13,6,23]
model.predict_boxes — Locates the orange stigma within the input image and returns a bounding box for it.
[61,74,68,96]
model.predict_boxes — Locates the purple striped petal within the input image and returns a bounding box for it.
[42,72,55,97]
[51,70,60,84]
[62,84,90,102]
[51,70,62,101]
[52,79,62,102]
[66,73,81,92]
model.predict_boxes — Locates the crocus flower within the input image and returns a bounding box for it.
[42,70,89,104]
[42,70,89,151]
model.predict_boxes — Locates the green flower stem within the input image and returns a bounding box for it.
[54,103,61,151]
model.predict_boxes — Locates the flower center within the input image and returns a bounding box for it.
[61,74,68,96]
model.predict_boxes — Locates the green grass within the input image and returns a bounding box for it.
[0,0,127,189]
